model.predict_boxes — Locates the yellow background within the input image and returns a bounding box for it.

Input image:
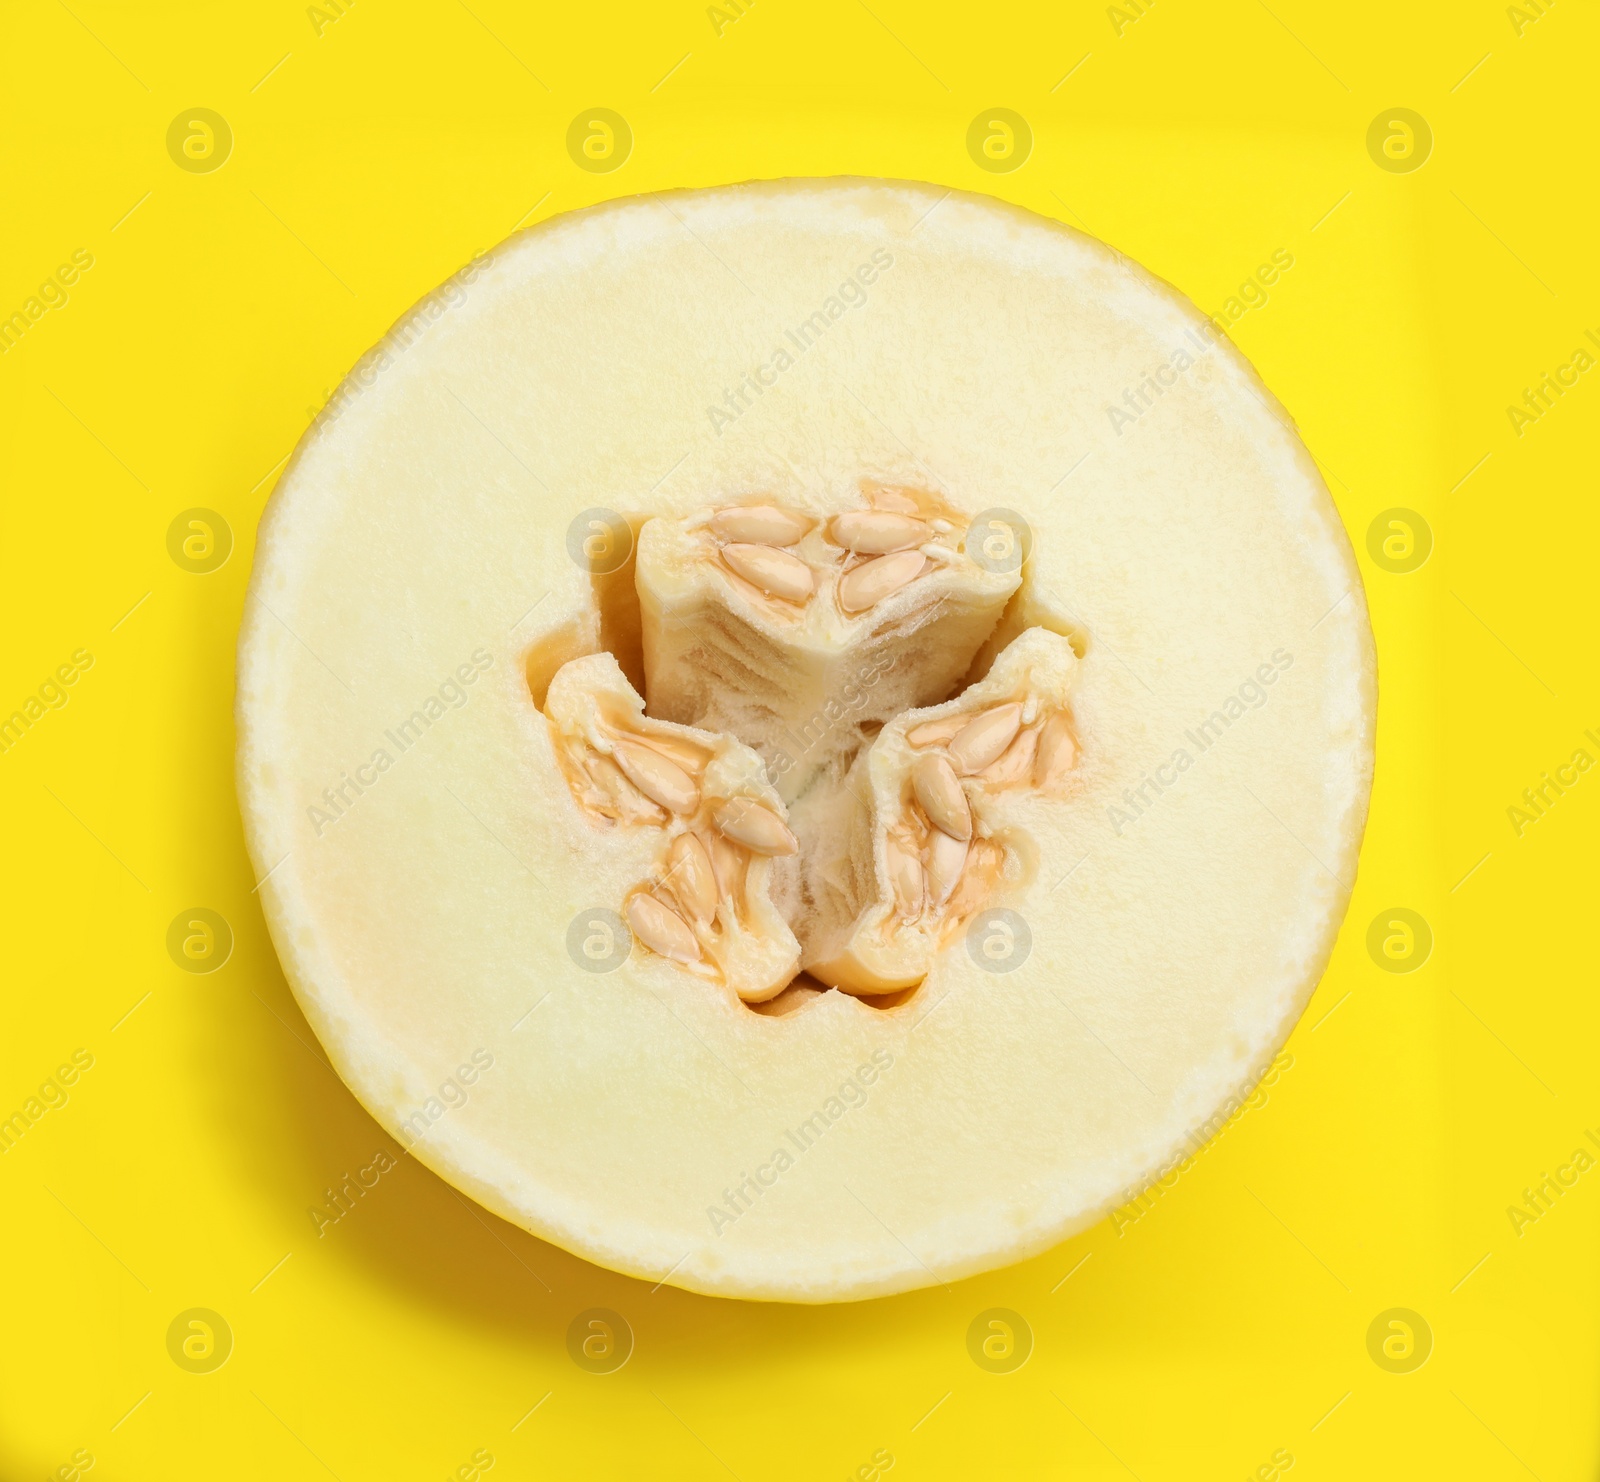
[2,0,1596,1476]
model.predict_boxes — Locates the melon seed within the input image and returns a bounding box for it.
[830,511,929,554]
[837,551,927,613]
[627,893,701,964]
[667,832,719,925]
[713,797,798,856]
[912,754,971,841]
[710,505,811,546]
[982,726,1039,785]
[722,542,815,602]
[612,740,699,815]
[947,703,1023,775]
[905,714,968,748]
[926,831,968,907]
[870,488,921,514]
[946,839,1001,918]
[1035,712,1078,785]
[585,753,662,821]
[886,838,924,913]
[707,832,746,896]
[629,729,708,773]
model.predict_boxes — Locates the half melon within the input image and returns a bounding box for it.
[236,178,1374,1302]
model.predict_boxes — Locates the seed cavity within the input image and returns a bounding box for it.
[546,501,1077,1005]
[912,754,971,841]
[831,511,929,554]
[722,542,814,603]
[714,797,799,856]
[947,703,1023,775]
[627,893,701,964]
[838,551,927,614]
[710,505,811,546]
[612,739,699,815]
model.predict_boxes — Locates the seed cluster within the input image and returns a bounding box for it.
[703,492,959,617]
[547,497,1080,1000]
[886,699,1078,936]
[559,706,796,972]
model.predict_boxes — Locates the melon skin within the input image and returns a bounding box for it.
[237,179,1375,1302]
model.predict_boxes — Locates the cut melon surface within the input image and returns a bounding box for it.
[237,179,1375,1302]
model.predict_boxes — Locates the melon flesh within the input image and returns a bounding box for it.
[236,179,1374,1302]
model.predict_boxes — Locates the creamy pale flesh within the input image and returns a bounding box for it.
[236,180,1375,1302]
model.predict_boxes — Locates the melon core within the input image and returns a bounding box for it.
[236,179,1374,1302]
